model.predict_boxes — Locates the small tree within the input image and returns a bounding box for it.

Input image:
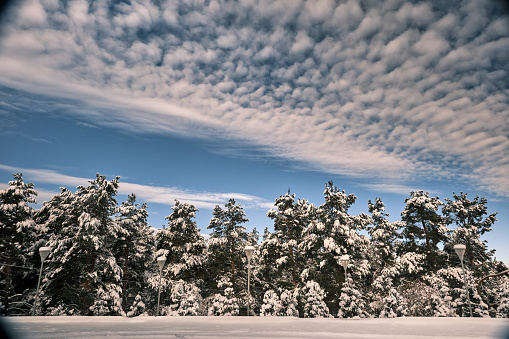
[260,290,282,316]
[208,278,239,316]
[300,281,329,318]
[496,278,509,318]
[167,280,202,316]
[338,277,367,318]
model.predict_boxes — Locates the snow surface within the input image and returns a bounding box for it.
[2,316,509,339]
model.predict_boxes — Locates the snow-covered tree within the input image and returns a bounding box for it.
[280,288,299,317]
[127,294,147,317]
[262,192,314,292]
[208,278,239,316]
[300,281,329,318]
[379,287,407,318]
[496,277,509,318]
[157,200,205,282]
[303,182,370,316]
[400,191,447,271]
[443,193,497,273]
[154,200,206,313]
[260,290,282,316]
[115,194,154,315]
[0,173,38,315]
[40,174,123,315]
[337,276,367,318]
[365,198,403,317]
[206,199,249,295]
[167,280,202,316]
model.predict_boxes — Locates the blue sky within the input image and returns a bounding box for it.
[0,0,508,263]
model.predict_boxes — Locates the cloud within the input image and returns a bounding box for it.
[0,0,508,198]
[0,164,273,210]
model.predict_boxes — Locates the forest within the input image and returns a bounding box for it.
[1,173,508,318]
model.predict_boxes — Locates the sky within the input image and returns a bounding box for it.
[0,0,508,263]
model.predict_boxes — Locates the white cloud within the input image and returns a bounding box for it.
[0,0,508,199]
[0,164,273,210]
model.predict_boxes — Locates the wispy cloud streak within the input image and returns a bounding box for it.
[0,164,272,210]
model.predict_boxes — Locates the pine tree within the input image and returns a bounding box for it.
[115,194,154,316]
[280,288,299,317]
[127,294,147,317]
[300,280,329,318]
[260,290,282,316]
[206,199,249,295]
[40,174,123,315]
[443,193,497,276]
[262,192,313,291]
[157,200,205,281]
[0,173,38,315]
[337,276,367,318]
[207,278,239,316]
[167,280,202,316]
[380,287,407,318]
[400,191,447,272]
[496,277,509,318]
[303,182,370,316]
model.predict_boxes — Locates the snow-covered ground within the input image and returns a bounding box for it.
[2,316,509,339]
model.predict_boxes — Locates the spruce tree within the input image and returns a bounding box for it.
[40,174,122,315]
[206,199,249,295]
[262,192,313,291]
[155,200,205,313]
[0,173,38,315]
[400,191,447,272]
[443,193,497,273]
[115,194,154,315]
[304,182,370,316]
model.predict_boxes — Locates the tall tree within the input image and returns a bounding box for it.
[303,182,370,315]
[400,191,447,271]
[156,200,205,282]
[206,199,249,295]
[442,193,497,269]
[40,174,122,315]
[261,192,314,291]
[115,194,154,315]
[0,173,38,315]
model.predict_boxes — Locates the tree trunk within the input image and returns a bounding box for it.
[122,242,130,312]
[3,256,11,315]
[421,220,434,268]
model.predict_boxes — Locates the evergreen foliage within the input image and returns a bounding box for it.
[0,174,507,318]
[206,199,249,294]
[0,173,38,315]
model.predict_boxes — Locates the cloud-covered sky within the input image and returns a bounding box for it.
[0,0,508,260]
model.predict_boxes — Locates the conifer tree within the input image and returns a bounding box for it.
[443,193,497,272]
[207,278,239,316]
[206,199,249,294]
[0,173,38,315]
[115,194,154,315]
[262,192,313,291]
[400,191,447,272]
[303,182,370,315]
[40,174,122,315]
[154,200,205,314]
[156,200,205,282]
[337,276,367,318]
[300,280,329,318]
[260,289,282,316]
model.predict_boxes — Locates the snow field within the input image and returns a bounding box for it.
[3,316,509,339]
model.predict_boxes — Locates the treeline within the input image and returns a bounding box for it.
[1,173,508,318]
